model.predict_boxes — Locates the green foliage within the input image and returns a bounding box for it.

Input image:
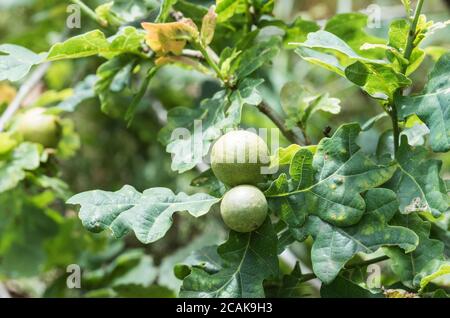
[0,0,449,299]
[180,219,278,297]
[0,142,41,193]
[385,136,448,217]
[299,189,418,284]
[396,53,450,152]
[266,124,397,228]
[47,27,145,61]
[384,213,448,289]
[0,44,46,81]
[68,185,220,244]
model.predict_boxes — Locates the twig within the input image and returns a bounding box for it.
[182,49,205,60]
[257,101,305,145]
[0,63,50,132]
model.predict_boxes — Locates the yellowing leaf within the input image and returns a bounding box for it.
[0,83,16,105]
[141,19,199,56]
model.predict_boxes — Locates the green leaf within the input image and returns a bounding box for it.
[161,79,263,173]
[401,0,412,16]
[396,53,450,152]
[47,27,144,61]
[94,54,137,115]
[268,263,315,298]
[0,191,58,277]
[0,133,18,155]
[156,0,179,23]
[0,44,46,82]
[296,30,385,64]
[388,19,426,75]
[321,275,383,298]
[47,30,109,61]
[176,245,223,279]
[280,82,340,127]
[361,113,389,131]
[235,37,280,80]
[295,30,410,99]
[418,263,450,292]
[266,123,397,228]
[401,123,429,147]
[158,223,226,291]
[215,0,246,23]
[283,17,320,47]
[345,61,411,99]
[385,137,448,217]
[84,249,157,288]
[101,26,145,59]
[179,219,278,298]
[269,144,317,169]
[161,90,226,173]
[67,185,220,244]
[0,142,41,193]
[325,13,385,58]
[299,188,418,284]
[56,74,96,112]
[384,213,447,289]
[388,20,409,52]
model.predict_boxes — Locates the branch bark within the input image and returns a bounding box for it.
[257,101,305,145]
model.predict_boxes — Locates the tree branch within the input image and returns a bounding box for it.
[257,101,305,145]
[0,62,50,132]
[390,0,424,154]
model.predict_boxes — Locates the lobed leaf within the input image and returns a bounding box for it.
[266,123,397,228]
[180,219,278,298]
[47,27,145,61]
[396,53,450,152]
[384,213,447,289]
[384,136,448,217]
[299,188,418,284]
[0,142,41,193]
[0,44,46,82]
[161,79,263,173]
[67,185,220,244]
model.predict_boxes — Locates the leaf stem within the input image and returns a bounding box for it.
[70,0,104,27]
[257,102,305,145]
[402,0,425,69]
[389,0,424,154]
[125,65,160,123]
[389,104,400,153]
[195,43,228,86]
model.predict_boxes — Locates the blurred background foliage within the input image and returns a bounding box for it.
[0,0,449,297]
